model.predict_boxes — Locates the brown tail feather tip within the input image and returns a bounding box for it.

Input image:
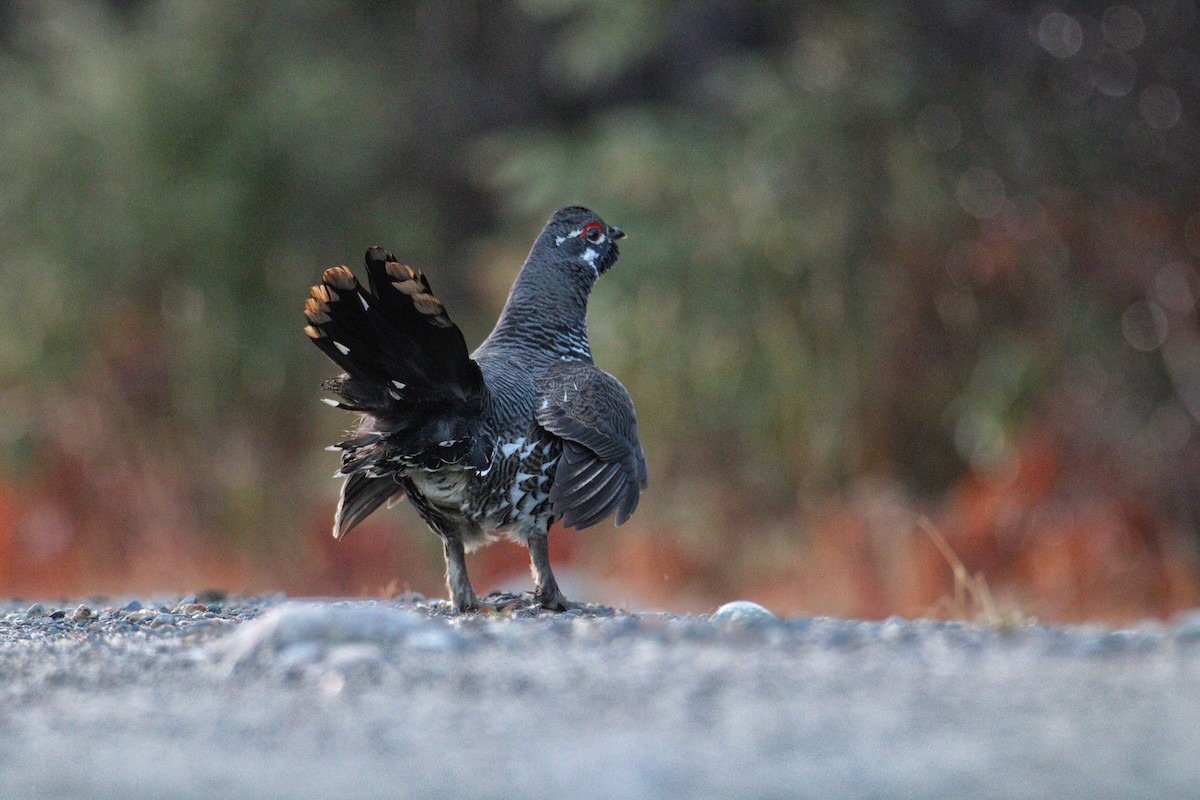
[310,284,338,304]
[322,266,357,291]
[412,294,446,316]
[304,297,331,324]
[385,261,418,281]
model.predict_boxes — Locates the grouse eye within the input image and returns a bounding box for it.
[582,222,604,243]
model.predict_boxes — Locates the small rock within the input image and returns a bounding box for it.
[122,600,143,612]
[49,610,67,620]
[880,615,913,642]
[215,601,427,670]
[24,603,45,618]
[710,601,777,624]
[177,603,208,615]
[150,613,175,627]
[71,604,94,622]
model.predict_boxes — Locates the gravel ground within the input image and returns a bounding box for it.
[1,594,1198,799]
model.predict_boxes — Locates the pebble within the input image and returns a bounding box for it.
[71,604,95,622]
[177,604,209,615]
[880,615,918,644]
[709,601,778,624]
[215,601,426,669]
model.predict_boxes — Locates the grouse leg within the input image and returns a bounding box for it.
[528,533,569,611]
[442,535,479,613]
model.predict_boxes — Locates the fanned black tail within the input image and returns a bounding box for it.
[305,247,493,539]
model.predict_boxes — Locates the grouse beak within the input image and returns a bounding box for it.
[610,227,626,241]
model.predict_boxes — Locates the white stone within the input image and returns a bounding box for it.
[710,601,777,624]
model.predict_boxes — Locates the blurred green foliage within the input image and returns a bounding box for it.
[2,0,1199,577]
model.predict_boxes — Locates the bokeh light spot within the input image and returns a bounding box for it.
[1037,11,1084,58]
[1147,403,1193,453]
[1139,84,1182,130]
[1121,301,1169,351]
[956,167,1006,220]
[1101,5,1145,51]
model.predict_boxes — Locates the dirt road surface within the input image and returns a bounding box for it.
[1,596,1197,799]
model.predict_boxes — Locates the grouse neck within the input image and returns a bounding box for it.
[485,255,595,363]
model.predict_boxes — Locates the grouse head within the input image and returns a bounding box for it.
[539,206,625,280]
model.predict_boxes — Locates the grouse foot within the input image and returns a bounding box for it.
[444,536,480,614]
[527,534,572,611]
[534,588,571,612]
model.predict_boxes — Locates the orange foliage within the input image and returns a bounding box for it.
[748,433,1200,623]
[933,435,1200,622]
[2,431,1198,622]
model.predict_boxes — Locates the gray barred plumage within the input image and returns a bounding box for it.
[304,207,647,612]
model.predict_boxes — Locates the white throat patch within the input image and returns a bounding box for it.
[581,247,600,277]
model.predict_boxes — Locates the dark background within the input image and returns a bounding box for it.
[2,0,1199,621]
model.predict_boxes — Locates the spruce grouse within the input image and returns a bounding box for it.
[304,207,648,611]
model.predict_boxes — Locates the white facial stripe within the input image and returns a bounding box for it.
[555,227,585,246]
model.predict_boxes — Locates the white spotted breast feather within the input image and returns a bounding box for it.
[456,435,561,531]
